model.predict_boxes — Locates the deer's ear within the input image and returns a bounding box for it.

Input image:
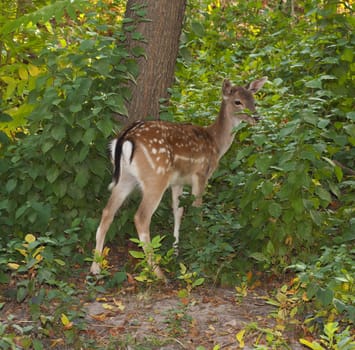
[222,79,232,96]
[246,76,268,94]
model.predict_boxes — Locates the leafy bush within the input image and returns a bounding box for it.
[170,0,354,279]
[1,232,78,301]
[0,0,139,243]
[290,244,354,325]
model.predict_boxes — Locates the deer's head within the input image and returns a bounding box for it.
[222,77,267,126]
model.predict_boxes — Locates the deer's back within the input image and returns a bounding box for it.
[123,120,218,185]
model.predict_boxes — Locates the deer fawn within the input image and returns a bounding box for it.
[90,77,267,279]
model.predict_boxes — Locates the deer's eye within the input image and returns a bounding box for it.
[234,100,242,106]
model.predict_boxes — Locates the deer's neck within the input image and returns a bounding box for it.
[206,101,239,158]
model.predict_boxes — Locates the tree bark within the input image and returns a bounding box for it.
[124,0,186,122]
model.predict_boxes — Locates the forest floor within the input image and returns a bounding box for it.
[85,282,305,349]
[1,245,308,349]
[82,245,307,349]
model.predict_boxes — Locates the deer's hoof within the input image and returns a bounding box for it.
[90,262,101,275]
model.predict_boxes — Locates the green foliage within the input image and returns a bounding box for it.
[177,262,205,295]
[163,303,192,338]
[0,0,139,242]
[0,231,88,349]
[290,244,355,325]
[170,0,354,285]
[300,322,355,350]
[129,235,175,283]
[235,321,289,349]
[0,0,354,347]
[0,0,91,134]
[1,232,79,299]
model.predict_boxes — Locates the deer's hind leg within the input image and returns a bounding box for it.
[90,173,136,274]
[134,180,169,280]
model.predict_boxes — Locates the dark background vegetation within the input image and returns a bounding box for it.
[0,0,354,348]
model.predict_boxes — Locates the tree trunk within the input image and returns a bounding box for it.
[124,0,186,122]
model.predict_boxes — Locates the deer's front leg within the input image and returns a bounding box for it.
[134,183,168,280]
[191,174,208,207]
[172,185,184,254]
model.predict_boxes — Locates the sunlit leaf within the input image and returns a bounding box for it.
[236,329,245,348]
[129,250,145,259]
[299,338,325,350]
[102,303,114,310]
[25,234,36,243]
[60,313,70,326]
[7,263,20,270]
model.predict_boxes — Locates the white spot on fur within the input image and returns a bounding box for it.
[141,144,156,170]
[156,166,165,174]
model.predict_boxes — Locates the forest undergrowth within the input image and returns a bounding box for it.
[0,0,354,349]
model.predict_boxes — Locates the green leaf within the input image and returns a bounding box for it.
[97,118,114,137]
[51,125,66,141]
[93,59,111,76]
[107,94,128,116]
[131,46,146,58]
[306,282,319,299]
[82,128,96,145]
[191,21,205,37]
[129,250,145,259]
[17,287,28,303]
[79,39,96,51]
[305,78,322,89]
[69,103,83,113]
[255,155,273,173]
[341,47,353,62]
[266,241,275,255]
[89,158,107,178]
[309,210,322,226]
[16,204,28,219]
[316,287,334,306]
[299,338,325,350]
[315,187,331,205]
[334,166,343,182]
[70,129,83,145]
[54,259,66,266]
[6,179,17,193]
[47,166,59,183]
[41,140,54,153]
[261,181,273,196]
[151,235,163,248]
[192,277,205,287]
[28,167,39,180]
[268,202,282,218]
[52,181,67,198]
[33,339,44,350]
[52,146,65,163]
[75,166,89,188]
[78,147,89,162]
[0,112,13,122]
[249,252,268,262]
[279,121,299,137]
[291,198,304,215]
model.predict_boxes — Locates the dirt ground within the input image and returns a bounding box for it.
[1,243,306,349]
[85,283,305,349]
